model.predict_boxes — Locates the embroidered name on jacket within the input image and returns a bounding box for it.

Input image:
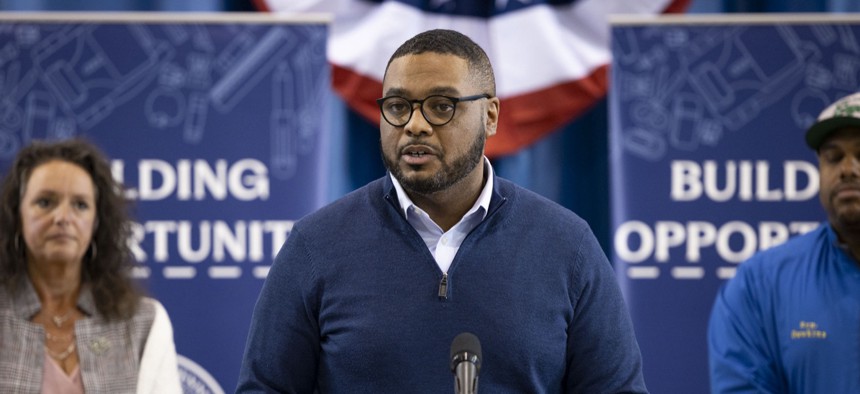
[790,321,827,339]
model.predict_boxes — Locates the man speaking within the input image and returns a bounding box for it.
[236,29,646,393]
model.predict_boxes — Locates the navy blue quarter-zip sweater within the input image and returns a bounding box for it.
[237,175,646,394]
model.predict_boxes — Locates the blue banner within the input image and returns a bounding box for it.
[610,17,860,393]
[0,14,329,393]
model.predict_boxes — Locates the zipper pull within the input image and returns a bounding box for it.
[438,273,448,299]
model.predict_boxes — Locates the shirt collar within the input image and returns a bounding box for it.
[389,157,494,221]
[9,278,96,319]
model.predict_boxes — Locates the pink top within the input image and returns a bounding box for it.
[42,352,84,394]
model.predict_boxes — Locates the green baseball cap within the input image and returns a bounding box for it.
[806,92,860,150]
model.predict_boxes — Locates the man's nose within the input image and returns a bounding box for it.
[404,104,432,136]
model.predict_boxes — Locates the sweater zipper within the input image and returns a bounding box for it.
[438,273,448,300]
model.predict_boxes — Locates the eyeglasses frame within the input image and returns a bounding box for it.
[376,93,492,127]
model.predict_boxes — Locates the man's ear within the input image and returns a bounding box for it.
[485,97,500,137]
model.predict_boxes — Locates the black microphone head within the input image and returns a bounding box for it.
[450,332,482,372]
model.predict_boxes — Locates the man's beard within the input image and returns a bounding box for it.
[831,205,860,233]
[383,131,485,195]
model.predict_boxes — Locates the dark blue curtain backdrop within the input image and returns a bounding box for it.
[0,0,857,255]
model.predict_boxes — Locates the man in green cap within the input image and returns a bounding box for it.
[708,92,860,393]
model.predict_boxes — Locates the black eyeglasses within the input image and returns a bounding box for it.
[376,94,491,127]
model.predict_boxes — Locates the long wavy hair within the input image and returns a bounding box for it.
[0,138,141,320]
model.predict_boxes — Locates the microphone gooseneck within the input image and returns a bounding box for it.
[450,332,481,394]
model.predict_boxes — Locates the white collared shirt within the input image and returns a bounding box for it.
[390,157,494,273]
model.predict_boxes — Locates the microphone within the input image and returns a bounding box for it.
[450,332,481,394]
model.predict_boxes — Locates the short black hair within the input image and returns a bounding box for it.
[385,29,496,96]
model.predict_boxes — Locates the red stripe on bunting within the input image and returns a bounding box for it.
[490,65,607,157]
[251,0,270,12]
[663,0,691,13]
[332,63,383,126]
